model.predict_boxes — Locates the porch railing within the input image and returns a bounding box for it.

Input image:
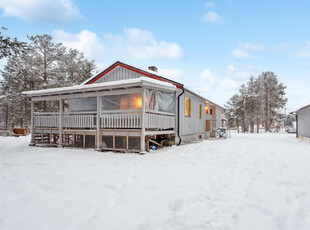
[101,113,141,129]
[34,115,59,128]
[34,111,176,130]
[34,112,96,129]
[145,112,175,129]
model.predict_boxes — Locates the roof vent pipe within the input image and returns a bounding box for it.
[148,66,158,72]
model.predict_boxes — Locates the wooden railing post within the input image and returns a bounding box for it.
[140,88,146,153]
[29,99,35,146]
[59,99,63,148]
[96,95,101,151]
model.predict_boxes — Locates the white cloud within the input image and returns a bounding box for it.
[199,68,239,93]
[296,41,310,58]
[231,42,266,60]
[220,77,238,90]
[54,29,105,62]
[156,68,183,80]
[231,49,252,59]
[205,2,215,8]
[226,64,236,72]
[0,0,82,24]
[199,68,218,92]
[200,69,216,84]
[226,64,255,79]
[238,42,265,51]
[122,28,183,59]
[203,11,222,24]
[54,27,184,67]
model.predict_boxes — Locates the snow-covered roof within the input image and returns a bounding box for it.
[22,76,176,97]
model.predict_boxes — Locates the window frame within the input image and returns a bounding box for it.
[185,97,191,117]
[206,105,209,114]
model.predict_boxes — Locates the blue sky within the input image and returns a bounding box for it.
[1,0,310,111]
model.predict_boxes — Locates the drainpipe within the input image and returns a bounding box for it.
[177,88,185,146]
[296,114,298,138]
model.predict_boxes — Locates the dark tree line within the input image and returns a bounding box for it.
[225,72,287,133]
[0,29,97,129]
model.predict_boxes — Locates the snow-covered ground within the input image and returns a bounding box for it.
[0,133,310,230]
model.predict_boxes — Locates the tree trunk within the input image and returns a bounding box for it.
[237,120,239,133]
[20,106,23,128]
[256,121,259,133]
[265,119,269,132]
[5,104,9,130]
[250,121,254,133]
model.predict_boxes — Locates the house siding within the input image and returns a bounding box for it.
[94,66,140,83]
[297,106,310,138]
[179,91,205,136]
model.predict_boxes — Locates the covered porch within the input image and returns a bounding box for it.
[24,77,177,152]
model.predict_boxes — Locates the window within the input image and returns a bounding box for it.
[199,104,202,118]
[101,93,142,111]
[210,108,213,115]
[185,97,191,116]
[206,120,211,131]
[205,105,209,114]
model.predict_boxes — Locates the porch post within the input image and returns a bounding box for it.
[96,95,101,151]
[59,99,63,148]
[174,91,178,144]
[140,88,146,153]
[29,99,35,146]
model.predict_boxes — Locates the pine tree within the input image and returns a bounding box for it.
[238,84,249,132]
[258,72,287,132]
[0,27,27,59]
[57,48,96,86]
[225,94,241,132]
[0,34,97,128]
[0,54,33,127]
[245,76,256,133]
[224,72,287,133]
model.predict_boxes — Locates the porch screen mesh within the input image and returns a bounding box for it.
[67,97,97,112]
[145,89,175,114]
[100,93,142,113]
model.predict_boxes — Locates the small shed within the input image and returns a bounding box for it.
[296,104,310,139]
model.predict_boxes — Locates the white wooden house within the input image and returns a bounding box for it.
[23,61,224,152]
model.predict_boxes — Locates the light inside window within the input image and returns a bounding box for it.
[185,97,191,116]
